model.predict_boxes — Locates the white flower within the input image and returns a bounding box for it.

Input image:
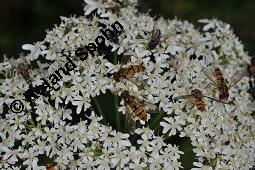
[160,116,184,136]
[72,94,91,114]
[191,162,213,170]
[84,0,98,15]
[22,44,41,60]
[0,0,254,169]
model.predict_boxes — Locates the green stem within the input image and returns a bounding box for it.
[150,112,164,130]
[163,133,173,141]
[114,94,120,130]
[113,51,118,65]
[131,133,137,146]
[124,114,128,132]
[113,52,120,130]
[92,97,107,125]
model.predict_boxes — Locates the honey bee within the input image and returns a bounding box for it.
[121,90,148,122]
[202,66,243,101]
[10,54,32,83]
[147,22,169,50]
[113,64,145,82]
[174,89,234,112]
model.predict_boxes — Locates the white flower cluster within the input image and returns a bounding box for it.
[0,0,254,169]
[0,111,183,169]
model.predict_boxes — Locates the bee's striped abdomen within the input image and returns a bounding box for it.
[135,108,147,121]
[195,100,205,112]
[127,65,145,78]
[191,89,205,112]
[214,67,224,81]
[214,68,229,100]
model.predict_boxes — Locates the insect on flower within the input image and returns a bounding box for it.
[10,54,32,83]
[174,89,234,112]
[146,21,170,50]
[120,90,158,126]
[113,64,146,84]
[202,66,243,101]
[121,90,148,123]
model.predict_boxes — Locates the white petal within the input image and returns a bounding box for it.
[22,44,35,50]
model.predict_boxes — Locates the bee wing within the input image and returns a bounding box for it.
[173,94,193,101]
[167,58,179,72]
[127,79,141,87]
[202,67,217,86]
[203,95,235,105]
[151,21,158,35]
[160,29,171,43]
[142,101,160,113]
[150,21,161,41]
[120,55,131,65]
[228,71,246,88]
[124,104,136,134]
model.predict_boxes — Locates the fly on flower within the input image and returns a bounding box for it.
[146,21,170,50]
[120,90,148,125]
[174,89,234,112]
[119,90,159,126]
[202,66,243,101]
[10,54,32,83]
[113,64,146,86]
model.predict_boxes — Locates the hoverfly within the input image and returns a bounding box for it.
[174,89,234,112]
[146,21,170,50]
[202,66,243,101]
[10,54,32,83]
[113,64,146,83]
[121,90,148,122]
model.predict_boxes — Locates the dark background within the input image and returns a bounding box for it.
[0,0,255,59]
